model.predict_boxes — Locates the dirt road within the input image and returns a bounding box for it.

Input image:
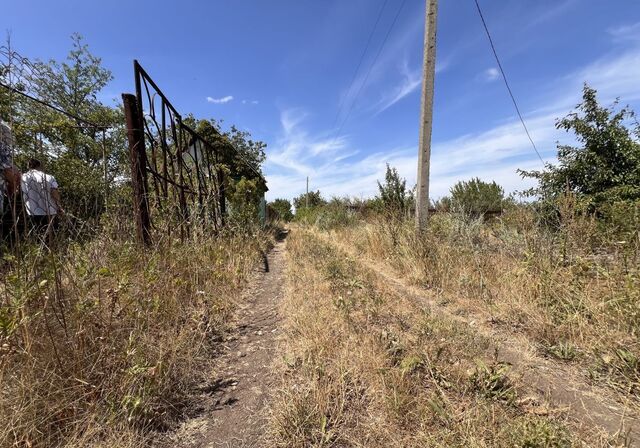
[163,234,287,448]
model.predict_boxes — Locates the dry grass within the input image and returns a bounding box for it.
[322,206,640,403]
[0,215,271,447]
[268,229,621,447]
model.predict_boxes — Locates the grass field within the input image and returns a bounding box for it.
[268,225,636,447]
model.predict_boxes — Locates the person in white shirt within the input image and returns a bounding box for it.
[21,158,64,233]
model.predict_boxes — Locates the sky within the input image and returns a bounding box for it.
[3,0,640,202]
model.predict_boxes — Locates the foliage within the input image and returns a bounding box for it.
[190,117,267,182]
[293,190,326,211]
[1,36,266,224]
[376,164,412,217]
[295,198,357,230]
[268,198,293,222]
[470,361,516,403]
[597,199,640,244]
[227,177,264,230]
[448,177,505,217]
[505,418,572,448]
[520,84,640,213]
[1,34,126,219]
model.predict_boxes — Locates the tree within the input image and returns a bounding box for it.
[449,178,505,217]
[1,34,125,219]
[268,198,293,222]
[192,117,266,181]
[377,164,410,214]
[519,85,640,212]
[293,190,325,211]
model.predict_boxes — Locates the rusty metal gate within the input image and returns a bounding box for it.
[122,60,231,245]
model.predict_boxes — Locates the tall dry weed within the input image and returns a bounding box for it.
[0,213,270,447]
[326,206,640,400]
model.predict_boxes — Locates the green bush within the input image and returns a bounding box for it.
[377,164,412,216]
[268,198,293,222]
[520,85,640,214]
[448,177,505,218]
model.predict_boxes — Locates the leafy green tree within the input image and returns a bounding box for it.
[520,85,640,212]
[293,190,325,211]
[377,164,410,214]
[450,177,505,217]
[268,198,293,222]
[192,117,266,181]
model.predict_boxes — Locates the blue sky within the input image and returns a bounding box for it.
[4,0,640,201]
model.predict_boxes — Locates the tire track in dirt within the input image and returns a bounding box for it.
[162,233,287,448]
[315,230,639,444]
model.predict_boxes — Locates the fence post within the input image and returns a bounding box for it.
[122,93,151,246]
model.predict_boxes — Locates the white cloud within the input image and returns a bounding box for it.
[374,58,422,115]
[526,0,577,28]
[265,19,640,203]
[332,9,425,123]
[265,107,554,203]
[483,67,500,82]
[206,95,234,104]
[608,22,640,43]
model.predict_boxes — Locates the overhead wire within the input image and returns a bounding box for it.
[329,0,390,132]
[330,0,408,146]
[473,0,546,165]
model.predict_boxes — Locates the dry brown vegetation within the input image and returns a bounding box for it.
[268,226,633,447]
[0,217,272,447]
[321,204,640,406]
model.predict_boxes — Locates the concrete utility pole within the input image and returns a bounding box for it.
[416,0,438,231]
[306,176,309,209]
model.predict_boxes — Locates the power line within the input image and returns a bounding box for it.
[330,0,407,146]
[473,0,546,165]
[329,0,390,132]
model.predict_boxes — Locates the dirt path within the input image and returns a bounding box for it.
[317,231,640,443]
[163,234,287,448]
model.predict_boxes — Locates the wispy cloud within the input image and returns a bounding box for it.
[241,99,260,105]
[526,0,577,28]
[332,7,426,123]
[265,16,640,204]
[608,21,640,43]
[265,106,554,202]
[483,67,500,82]
[206,95,234,104]
[374,58,422,115]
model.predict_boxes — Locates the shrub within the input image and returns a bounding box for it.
[376,164,411,216]
[520,84,640,214]
[449,177,505,218]
[293,190,325,212]
[268,198,293,222]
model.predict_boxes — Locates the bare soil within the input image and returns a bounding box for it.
[160,233,287,448]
